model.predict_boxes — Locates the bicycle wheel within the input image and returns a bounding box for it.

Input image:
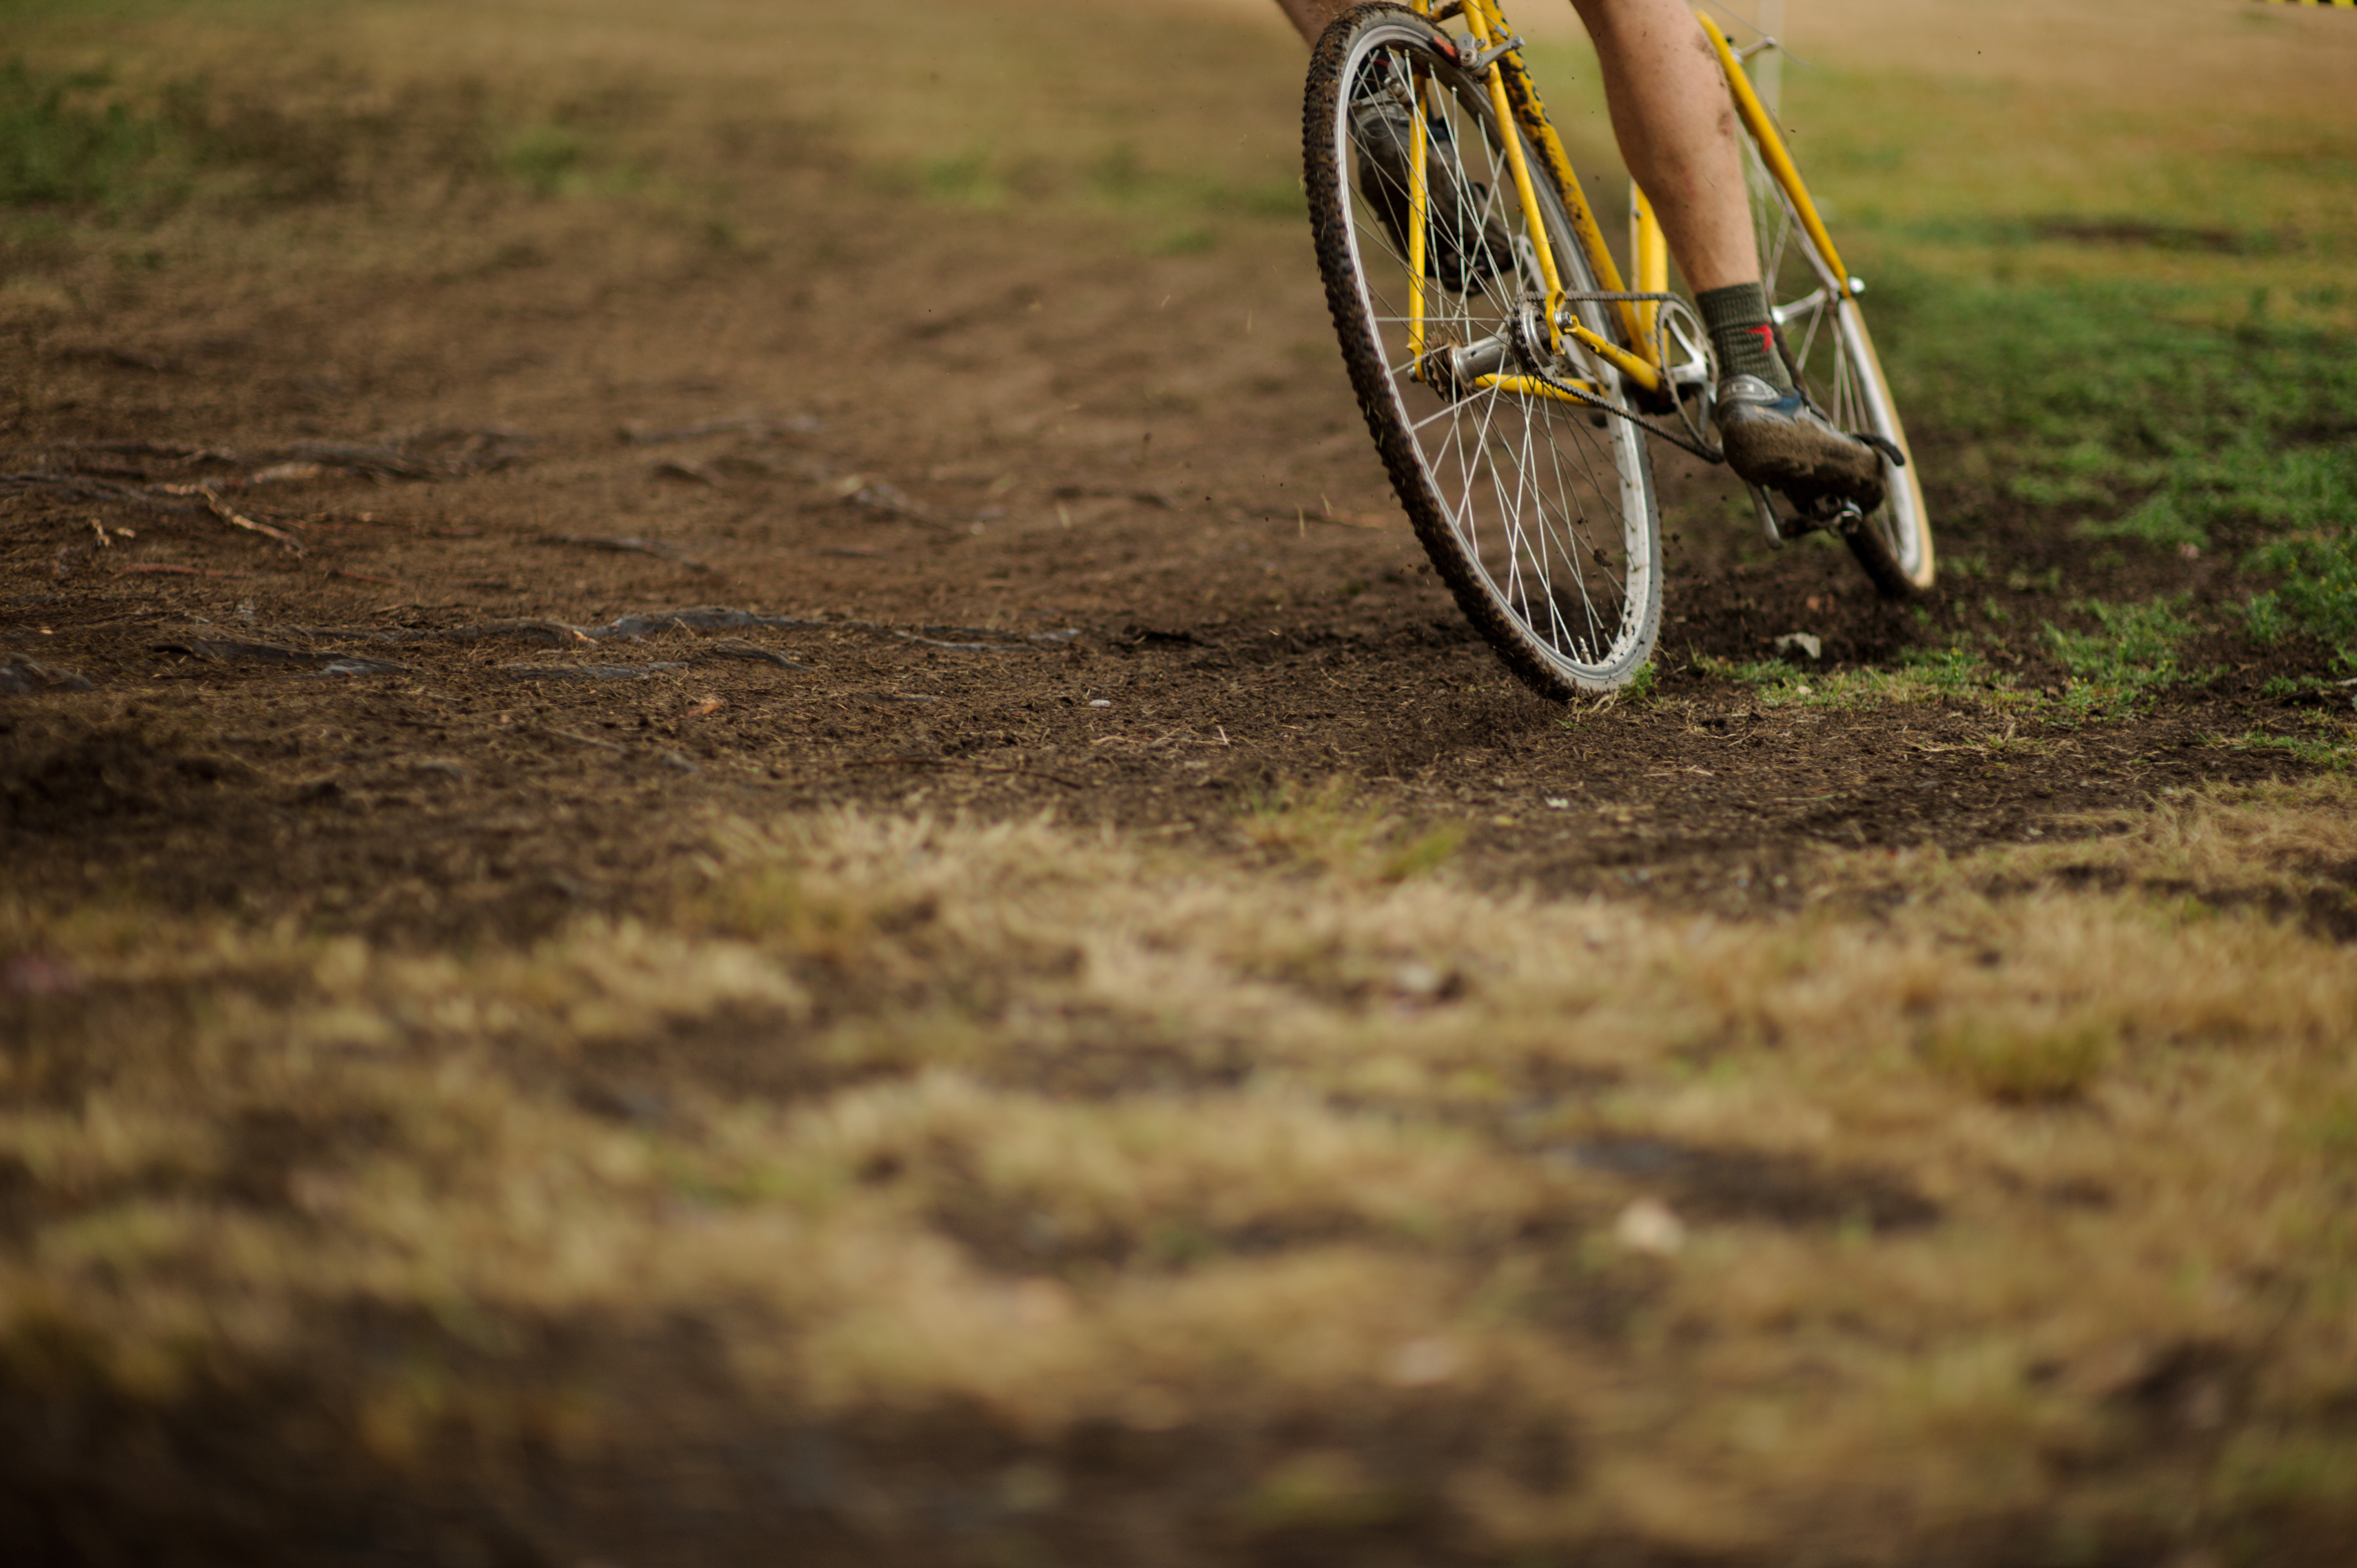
[1738,113,1934,594]
[1305,4,1661,697]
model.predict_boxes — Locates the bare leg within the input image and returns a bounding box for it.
[1273,0,1881,504]
[1274,0,1755,291]
[1566,0,1756,291]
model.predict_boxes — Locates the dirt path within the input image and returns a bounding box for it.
[5,0,2327,941]
[3,213,2296,942]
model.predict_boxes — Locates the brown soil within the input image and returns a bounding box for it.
[3,162,2330,942]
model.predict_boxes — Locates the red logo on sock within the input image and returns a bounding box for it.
[1748,324,1778,357]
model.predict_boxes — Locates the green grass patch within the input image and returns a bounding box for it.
[1776,63,2357,666]
[0,59,177,209]
[909,148,1010,208]
[501,122,591,198]
[887,141,1299,232]
[1692,601,2215,723]
[2221,731,2355,771]
[2097,436,2357,556]
[1844,235,2356,723]
[1925,1017,2113,1105]
[1872,271,2357,525]
[1692,643,2019,710]
[1,51,654,226]
[2247,525,2357,673]
[1237,777,1466,883]
[2043,597,2201,718]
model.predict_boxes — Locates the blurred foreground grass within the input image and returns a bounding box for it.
[8,783,2357,1553]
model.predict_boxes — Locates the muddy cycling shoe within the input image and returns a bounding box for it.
[1714,374,1888,514]
[1352,101,1512,293]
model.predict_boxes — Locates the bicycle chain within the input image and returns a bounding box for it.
[1514,361,1726,466]
[1529,290,1727,463]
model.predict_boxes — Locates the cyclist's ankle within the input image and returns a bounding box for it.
[1696,281,1792,395]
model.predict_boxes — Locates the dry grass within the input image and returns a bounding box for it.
[7,781,2355,1555]
[1236,775,1470,881]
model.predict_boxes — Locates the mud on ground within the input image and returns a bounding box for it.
[2,130,2330,938]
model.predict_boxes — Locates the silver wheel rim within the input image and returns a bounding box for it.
[1744,135,1932,585]
[1333,24,1660,685]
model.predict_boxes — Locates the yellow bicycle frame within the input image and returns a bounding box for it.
[1630,184,1667,348]
[1693,12,1849,294]
[1398,1,1851,408]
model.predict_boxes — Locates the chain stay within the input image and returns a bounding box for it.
[1525,290,1723,462]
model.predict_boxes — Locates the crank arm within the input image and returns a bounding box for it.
[1752,486,1868,548]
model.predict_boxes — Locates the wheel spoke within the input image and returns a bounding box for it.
[1733,111,1932,595]
[1315,26,1661,692]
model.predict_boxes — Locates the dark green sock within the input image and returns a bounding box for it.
[1696,282,1792,393]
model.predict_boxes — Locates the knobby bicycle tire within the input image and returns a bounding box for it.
[1305,4,1662,698]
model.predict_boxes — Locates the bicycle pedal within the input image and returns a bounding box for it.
[1791,501,1866,541]
[1851,432,1907,468]
[1751,487,1861,548]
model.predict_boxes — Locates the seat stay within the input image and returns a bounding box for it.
[1695,11,1852,295]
